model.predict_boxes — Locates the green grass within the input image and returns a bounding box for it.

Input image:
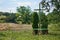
[0,24,60,40]
[0,30,60,40]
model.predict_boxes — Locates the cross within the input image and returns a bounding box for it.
[34,2,45,30]
[34,3,41,30]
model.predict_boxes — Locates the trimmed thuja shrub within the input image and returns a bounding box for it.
[40,13,48,34]
[32,12,39,35]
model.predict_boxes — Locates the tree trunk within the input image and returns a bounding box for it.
[33,30,39,35]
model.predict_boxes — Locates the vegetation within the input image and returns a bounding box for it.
[40,0,60,24]
[0,6,32,24]
[39,0,60,34]
[0,0,60,40]
[17,6,31,24]
[0,24,60,40]
[32,12,39,35]
[40,13,48,34]
[0,0,60,24]
[0,12,17,23]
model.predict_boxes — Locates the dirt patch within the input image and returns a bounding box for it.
[0,23,32,31]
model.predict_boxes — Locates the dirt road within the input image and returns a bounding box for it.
[0,23,32,31]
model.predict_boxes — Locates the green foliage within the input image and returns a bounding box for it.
[39,13,48,34]
[0,12,17,23]
[32,12,39,29]
[5,13,17,23]
[0,20,5,23]
[40,0,60,12]
[14,13,21,24]
[40,0,60,24]
[0,12,13,16]
[0,15,6,23]
[48,23,60,31]
[17,6,31,24]
[32,12,39,35]
[47,11,60,24]
[0,6,31,24]
[40,13,48,30]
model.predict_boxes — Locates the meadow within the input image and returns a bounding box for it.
[0,23,60,40]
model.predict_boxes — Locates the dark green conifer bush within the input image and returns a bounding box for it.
[32,12,39,35]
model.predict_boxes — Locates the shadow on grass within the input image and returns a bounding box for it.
[48,33,60,36]
[0,33,6,37]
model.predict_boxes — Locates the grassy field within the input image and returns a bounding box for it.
[0,23,60,40]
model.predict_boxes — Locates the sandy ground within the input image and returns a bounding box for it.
[0,23,32,31]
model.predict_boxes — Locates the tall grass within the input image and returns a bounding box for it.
[0,23,60,40]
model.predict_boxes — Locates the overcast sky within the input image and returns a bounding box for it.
[0,0,42,13]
